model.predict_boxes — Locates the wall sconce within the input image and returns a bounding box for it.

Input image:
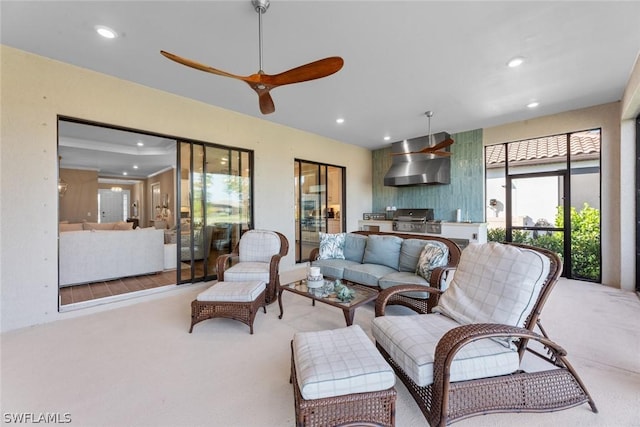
[58,155,68,197]
[58,178,68,197]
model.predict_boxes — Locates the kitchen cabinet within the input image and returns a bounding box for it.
[357,220,394,232]
[356,220,487,244]
[328,219,341,234]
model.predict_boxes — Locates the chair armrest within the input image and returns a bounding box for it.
[216,252,239,281]
[375,285,443,317]
[309,247,320,261]
[431,323,569,393]
[269,253,284,281]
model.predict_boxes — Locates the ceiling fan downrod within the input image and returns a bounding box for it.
[252,0,270,76]
[425,111,434,145]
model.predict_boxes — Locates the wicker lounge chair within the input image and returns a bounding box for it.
[372,242,597,426]
[216,229,289,304]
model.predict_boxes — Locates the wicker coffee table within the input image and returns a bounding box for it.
[278,280,378,326]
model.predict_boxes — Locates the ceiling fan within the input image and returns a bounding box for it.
[391,111,454,156]
[160,0,344,115]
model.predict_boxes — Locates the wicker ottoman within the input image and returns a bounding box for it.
[291,325,397,427]
[190,281,266,334]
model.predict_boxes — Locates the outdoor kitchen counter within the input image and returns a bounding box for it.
[357,220,487,244]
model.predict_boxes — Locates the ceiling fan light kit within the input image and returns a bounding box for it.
[161,0,343,114]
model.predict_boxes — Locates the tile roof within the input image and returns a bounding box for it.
[486,131,600,165]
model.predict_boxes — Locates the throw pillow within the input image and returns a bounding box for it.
[318,232,346,260]
[415,242,449,282]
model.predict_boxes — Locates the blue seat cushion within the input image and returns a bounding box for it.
[379,271,431,299]
[311,259,360,279]
[343,264,397,287]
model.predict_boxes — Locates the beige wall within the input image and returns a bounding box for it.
[0,46,373,332]
[483,102,628,290]
[59,168,99,223]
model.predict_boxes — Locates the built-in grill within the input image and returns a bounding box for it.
[392,208,441,234]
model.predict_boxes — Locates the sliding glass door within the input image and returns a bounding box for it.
[294,160,345,262]
[179,142,253,283]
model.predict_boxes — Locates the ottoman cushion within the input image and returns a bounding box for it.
[197,281,265,302]
[293,325,395,400]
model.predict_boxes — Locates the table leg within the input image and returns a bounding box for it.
[343,308,356,326]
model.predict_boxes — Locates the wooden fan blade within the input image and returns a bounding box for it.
[431,151,452,157]
[258,91,275,115]
[425,138,454,152]
[266,57,344,86]
[160,50,248,81]
[390,138,454,156]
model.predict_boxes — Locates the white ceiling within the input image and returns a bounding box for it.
[3,0,640,155]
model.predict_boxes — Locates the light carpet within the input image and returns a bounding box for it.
[1,271,639,426]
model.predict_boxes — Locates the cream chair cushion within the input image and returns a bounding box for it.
[433,243,550,329]
[238,230,281,263]
[372,313,519,387]
[294,325,395,400]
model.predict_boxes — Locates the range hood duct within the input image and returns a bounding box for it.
[384,132,451,186]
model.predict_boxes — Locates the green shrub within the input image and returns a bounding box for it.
[486,203,600,281]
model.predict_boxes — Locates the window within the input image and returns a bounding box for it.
[485,129,601,281]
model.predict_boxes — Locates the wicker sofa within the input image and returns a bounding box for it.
[310,231,461,308]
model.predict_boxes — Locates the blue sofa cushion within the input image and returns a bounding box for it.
[399,239,431,272]
[362,235,403,270]
[379,271,431,299]
[344,233,367,263]
[343,264,397,287]
[311,258,361,280]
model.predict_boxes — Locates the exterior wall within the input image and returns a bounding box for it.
[0,46,373,332]
[483,102,626,290]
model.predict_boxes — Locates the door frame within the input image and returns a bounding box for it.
[505,170,571,275]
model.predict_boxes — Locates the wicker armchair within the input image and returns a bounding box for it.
[216,229,289,304]
[372,242,597,426]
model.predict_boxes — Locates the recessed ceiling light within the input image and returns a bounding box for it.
[122,172,128,176]
[137,142,144,147]
[383,136,391,141]
[133,165,139,169]
[527,101,539,108]
[95,25,118,39]
[507,57,524,68]
[336,118,345,124]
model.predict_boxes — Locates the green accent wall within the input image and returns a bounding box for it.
[372,129,484,222]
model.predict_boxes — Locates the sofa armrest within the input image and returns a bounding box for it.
[375,285,442,317]
[431,266,456,290]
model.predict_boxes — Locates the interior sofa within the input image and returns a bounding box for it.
[59,226,165,287]
[310,231,462,299]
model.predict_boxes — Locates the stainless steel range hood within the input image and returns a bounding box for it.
[384,132,451,186]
